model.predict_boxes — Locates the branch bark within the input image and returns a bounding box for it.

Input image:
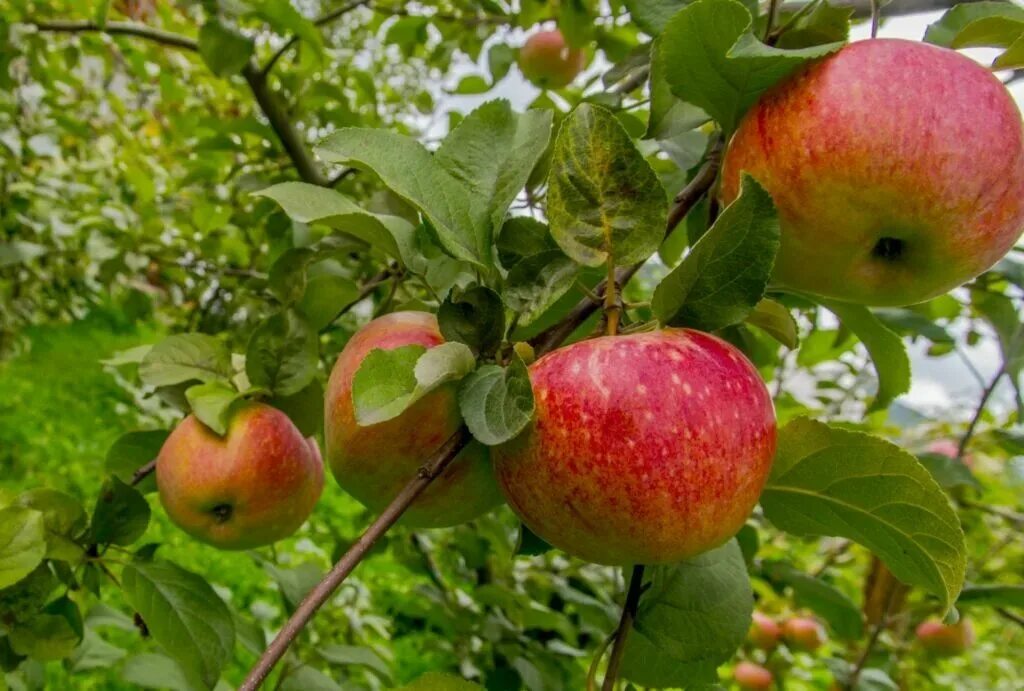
[601,564,645,691]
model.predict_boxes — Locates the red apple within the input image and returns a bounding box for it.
[782,617,826,652]
[325,312,502,527]
[916,618,974,656]
[721,39,1024,306]
[749,611,782,650]
[157,403,323,550]
[926,439,974,469]
[734,661,774,690]
[518,29,587,89]
[492,329,776,565]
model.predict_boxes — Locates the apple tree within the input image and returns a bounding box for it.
[1,0,1023,689]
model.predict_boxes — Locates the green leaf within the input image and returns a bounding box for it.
[197,20,254,78]
[515,523,553,557]
[924,2,1024,47]
[396,672,483,691]
[504,250,580,326]
[316,644,392,682]
[435,100,553,251]
[971,289,1024,384]
[547,103,667,267]
[122,561,235,689]
[761,418,966,610]
[0,507,47,589]
[9,597,83,661]
[68,629,126,672]
[316,129,485,265]
[458,358,535,446]
[0,564,58,625]
[246,310,319,397]
[819,300,911,413]
[185,382,243,436]
[745,298,798,348]
[438,285,505,357]
[139,334,234,389]
[261,560,323,612]
[252,0,323,67]
[270,380,325,438]
[280,666,343,691]
[760,560,863,639]
[487,43,517,82]
[254,183,416,265]
[623,0,690,35]
[653,175,779,330]
[497,216,558,269]
[774,0,853,49]
[298,275,360,331]
[385,15,429,52]
[452,75,491,94]
[916,453,981,491]
[957,584,1024,609]
[15,489,86,561]
[90,476,150,547]
[122,653,197,691]
[352,343,476,425]
[267,248,315,305]
[105,430,167,494]
[0,241,48,267]
[631,540,752,675]
[658,0,843,132]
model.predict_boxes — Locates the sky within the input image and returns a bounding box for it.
[429,7,1022,421]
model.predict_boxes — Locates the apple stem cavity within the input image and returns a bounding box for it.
[872,237,905,262]
[601,564,645,691]
[211,504,233,524]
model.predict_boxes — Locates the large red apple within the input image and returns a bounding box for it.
[749,611,782,650]
[157,403,324,550]
[492,329,776,565]
[722,39,1024,306]
[782,617,826,652]
[518,29,587,89]
[325,312,502,527]
[734,662,774,690]
[916,618,974,656]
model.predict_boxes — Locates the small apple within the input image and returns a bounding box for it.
[324,311,503,528]
[916,618,974,656]
[749,611,782,650]
[926,439,973,469]
[518,29,587,89]
[782,617,826,652]
[734,661,774,690]
[156,403,324,550]
[722,39,1024,306]
[493,329,776,565]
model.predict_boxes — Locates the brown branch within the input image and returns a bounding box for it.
[847,584,896,689]
[130,460,157,487]
[29,19,329,186]
[958,365,1004,459]
[30,19,199,50]
[602,565,645,691]
[321,267,394,332]
[262,0,371,77]
[958,499,1024,525]
[997,607,1024,629]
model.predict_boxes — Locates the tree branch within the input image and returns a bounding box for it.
[602,564,645,691]
[262,0,371,77]
[30,19,199,50]
[240,427,471,690]
[131,460,157,486]
[958,365,1004,460]
[29,19,329,186]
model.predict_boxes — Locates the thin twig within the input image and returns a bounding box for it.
[602,565,645,691]
[321,267,394,332]
[957,366,1004,460]
[30,19,199,50]
[958,499,1024,525]
[767,0,822,45]
[847,584,896,689]
[764,0,783,40]
[240,428,471,690]
[130,460,157,487]
[869,0,881,38]
[997,608,1024,629]
[262,0,371,76]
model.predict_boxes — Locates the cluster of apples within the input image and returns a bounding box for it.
[735,613,827,689]
[153,37,1023,569]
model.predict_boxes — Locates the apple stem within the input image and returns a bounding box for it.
[869,0,881,38]
[601,564,645,691]
[604,259,620,336]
